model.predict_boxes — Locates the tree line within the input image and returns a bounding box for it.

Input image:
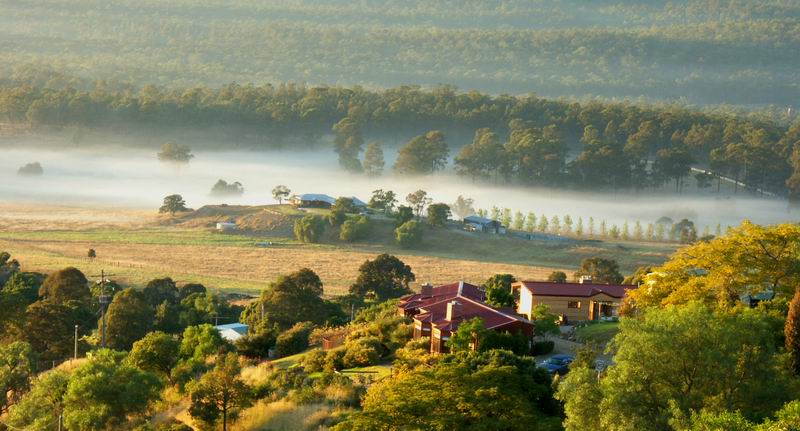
[3,74,800,196]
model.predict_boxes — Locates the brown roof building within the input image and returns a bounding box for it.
[398,281,533,353]
[513,279,635,323]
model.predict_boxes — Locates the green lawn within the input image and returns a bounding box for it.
[0,228,296,247]
[270,351,311,369]
[575,321,621,345]
[340,364,392,381]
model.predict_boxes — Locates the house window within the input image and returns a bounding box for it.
[568,301,581,309]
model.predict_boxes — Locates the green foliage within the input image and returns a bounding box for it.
[426,203,451,227]
[187,352,252,430]
[547,271,568,283]
[293,214,326,243]
[575,257,624,284]
[23,300,91,361]
[127,331,181,379]
[159,194,189,215]
[259,268,342,328]
[363,142,385,177]
[180,324,227,362]
[394,131,448,175]
[557,303,792,431]
[349,254,415,301]
[786,288,800,375]
[0,341,35,415]
[395,220,423,248]
[341,336,383,368]
[483,273,516,307]
[38,267,90,305]
[339,215,371,242]
[157,143,193,163]
[63,350,162,431]
[448,317,485,353]
[338,350,560,430]
[142,277,178,308]
[275,322,315,358]
[271,185,290,204]
[235,320,280,360]
[532,304,560,339]
[393,206,414,226]
[626,222,800,309]
[368,189,396,212]
[6,370,70,430]
[104,288,155,351]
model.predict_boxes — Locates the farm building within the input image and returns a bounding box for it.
[463,215,506,234]
[215,323,249,342]
[398,281,532,353]
[513,279,634,323]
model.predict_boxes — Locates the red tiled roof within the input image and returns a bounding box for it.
[516,281,633,298]
[418,295,531,333]
[399,281,486,311]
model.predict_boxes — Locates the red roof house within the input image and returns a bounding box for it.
[399,281,533,353]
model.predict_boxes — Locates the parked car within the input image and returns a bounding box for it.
[538,354,574,375]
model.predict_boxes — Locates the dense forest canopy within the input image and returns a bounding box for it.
[3,0,800,105]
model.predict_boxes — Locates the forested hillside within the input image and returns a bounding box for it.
[3,0,800,105]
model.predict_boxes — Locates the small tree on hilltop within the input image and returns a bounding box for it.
[272,185,291,204]
[787,289,800,376]
[394,206,414,226]
[159,194,189,215]
[396,220,423,248]
[87,248,96,261]
[188,352,253,431]
[427,203,451,227]
[406,190,432,219]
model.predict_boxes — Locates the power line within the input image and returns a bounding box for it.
[89,270,116,348]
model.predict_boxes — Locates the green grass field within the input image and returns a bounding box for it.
[575,322,621,345]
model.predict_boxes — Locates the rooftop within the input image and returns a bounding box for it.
[516,281,634,298]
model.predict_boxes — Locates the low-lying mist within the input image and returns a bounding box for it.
[0,142,795,231]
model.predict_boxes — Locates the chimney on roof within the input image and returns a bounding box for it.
[446,300,462,321]
[579,275,593,284]
[420,283,433,297]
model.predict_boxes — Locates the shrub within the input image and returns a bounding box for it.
[275,322,315,357]
[395,220,423,248]
[339,216,371,242]
[302,349,328,373]
[342,337,383,368]
[293,215,325,243]
[328,209,347,227]
[323,348,346,372]
[531,340,555,356]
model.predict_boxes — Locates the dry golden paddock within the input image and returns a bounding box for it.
[0,203,677,295]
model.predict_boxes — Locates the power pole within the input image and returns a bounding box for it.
[91,269,115,348]
[74,324,79,361]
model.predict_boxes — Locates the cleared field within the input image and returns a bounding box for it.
[0,203,678,295]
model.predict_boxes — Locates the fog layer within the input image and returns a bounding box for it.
[0,145,795,230]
